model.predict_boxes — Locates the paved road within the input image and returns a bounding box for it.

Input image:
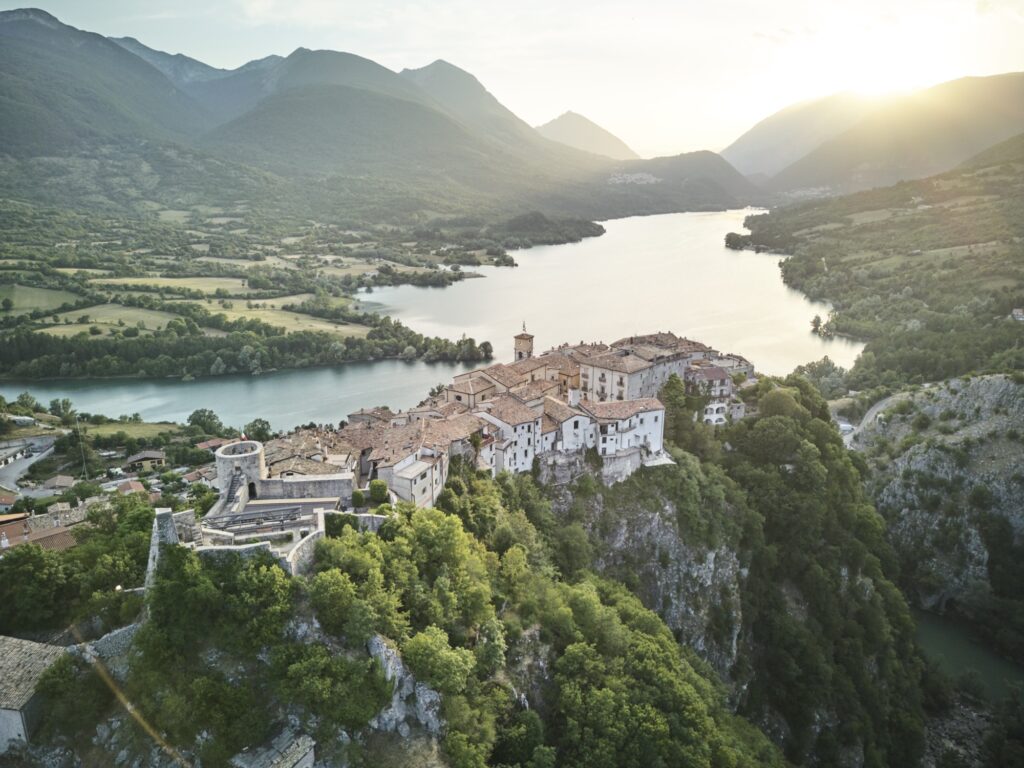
[0,435,58,495]
[844,392,911,449]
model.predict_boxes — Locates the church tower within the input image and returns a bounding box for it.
[514,323,534,361]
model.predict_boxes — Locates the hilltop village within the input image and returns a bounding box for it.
[177,329,754,571]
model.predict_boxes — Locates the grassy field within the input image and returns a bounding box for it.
[85,421,180,438]
[181,300,368,338]
[196,255,296,270]
[46,303,181,330]
[53,267,110,275]
[0,284,81,313]
[91,276,254,295]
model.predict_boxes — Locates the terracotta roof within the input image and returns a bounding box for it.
[514,332,534,340]
[44,475,75,490]
[0,512,27,523]
[506,357,548,375]
[478,364,525,389]
[27,526,77,552]
[117,480,146,494]
[540,414,558,434]
[196,437,233,451]
[436,402,469,417]
[478,394,537,427]
[423,414,486,446]
[581,398,664,422]
[535,352,579,374]
[586,352,652,374]
[543,396,584,424]
[449,377,495,395]
[557,342,610,360]
[687,365,729,381]
[347,406,395,421]
[0,635,65,711]
[511,380,559,401]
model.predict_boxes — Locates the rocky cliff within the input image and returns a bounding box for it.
[853,374,1024,653]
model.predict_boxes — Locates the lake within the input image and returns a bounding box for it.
[365,209,862,369]
[914,608,1024,702]
[1,210,862,431]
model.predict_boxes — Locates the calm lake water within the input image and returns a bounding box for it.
[1,210,861,431]
[365,209,862,370]
[914,608,1024,702]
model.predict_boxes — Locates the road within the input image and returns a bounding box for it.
[843,392,911,449]
[0,435,58,496]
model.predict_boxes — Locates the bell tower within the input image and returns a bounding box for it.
[513,323,534,361]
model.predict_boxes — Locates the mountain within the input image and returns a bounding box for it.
[0,8,767,220]
[400,59,540,150]
[0,8,210,154]
[111,36,233,85]
[720,92,881,177]
[176,47,434,126]
[770,72,1024,194]
[536,111,640,160]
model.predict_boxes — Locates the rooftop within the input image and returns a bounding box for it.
[478,394,538,427]
[586,352,653,374]
[581,397,664,422]
[125,450,166,463]
[0,635,65,711]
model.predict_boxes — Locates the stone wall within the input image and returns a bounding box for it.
[283,530,323,577]
[256,474,353,504]
[144,510,179,591]
[196,542,273,567]
[600,449,642,485]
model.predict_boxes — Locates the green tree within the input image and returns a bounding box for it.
[243,418,273,442]
[188,408,224,436]
[403,625,475,696]
[369,479,389,505]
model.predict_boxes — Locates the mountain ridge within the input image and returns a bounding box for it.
[536,110,640,160]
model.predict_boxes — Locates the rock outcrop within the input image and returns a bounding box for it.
[367,635,444,738]
[855,375,1024,610]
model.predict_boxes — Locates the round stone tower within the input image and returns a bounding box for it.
[215,440,266,497]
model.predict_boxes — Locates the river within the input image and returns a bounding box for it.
[1,210,862,431]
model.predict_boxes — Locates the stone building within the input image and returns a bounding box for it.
[0,636,66,753]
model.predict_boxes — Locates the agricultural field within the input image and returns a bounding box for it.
[180,300,369,338]
[85,421,180,439]
[0,284,81,313]
[46,303,180,330]
[91,276,254,295]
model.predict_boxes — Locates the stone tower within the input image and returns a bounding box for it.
[215,440,267,496]
[514,323,534,361]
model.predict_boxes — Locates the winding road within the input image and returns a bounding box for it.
[843,391,912,448]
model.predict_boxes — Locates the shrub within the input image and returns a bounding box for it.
[351,488,366,507]
[369,480,388,505]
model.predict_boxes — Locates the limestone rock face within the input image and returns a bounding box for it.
[367,635,444,737]
[855,375,1024,611]
[548,473,748,684]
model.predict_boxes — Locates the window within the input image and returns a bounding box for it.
[654,415,659,422]
[455,395,463,402]
[573,419,579,429]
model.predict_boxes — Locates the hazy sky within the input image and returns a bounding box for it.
[5,0,1024,156]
